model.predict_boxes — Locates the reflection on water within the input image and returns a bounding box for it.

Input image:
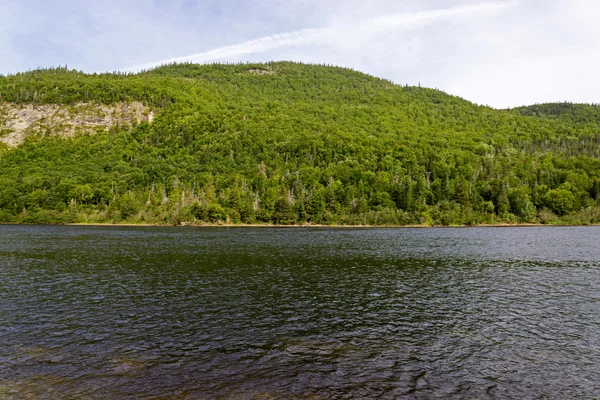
[1,226,600,398]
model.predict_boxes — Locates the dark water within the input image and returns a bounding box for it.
[1,226,600,399]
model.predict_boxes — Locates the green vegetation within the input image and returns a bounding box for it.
[1,62,600,226]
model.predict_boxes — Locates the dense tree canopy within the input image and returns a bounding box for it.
[1,62,600,225]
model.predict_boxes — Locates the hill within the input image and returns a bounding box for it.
[1,62,600,226]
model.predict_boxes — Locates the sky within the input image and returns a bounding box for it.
[0,0,598,108]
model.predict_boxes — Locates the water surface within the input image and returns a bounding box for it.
[1,226,599,399]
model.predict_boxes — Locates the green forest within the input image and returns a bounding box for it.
[1,62,600,226]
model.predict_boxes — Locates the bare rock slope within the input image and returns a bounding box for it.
[0,102,154,147]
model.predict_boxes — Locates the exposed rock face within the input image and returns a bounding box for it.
[247,69,275,76]
[0,102,154,147]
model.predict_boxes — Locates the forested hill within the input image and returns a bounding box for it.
[512,102,600,125]
[1,62,600,226]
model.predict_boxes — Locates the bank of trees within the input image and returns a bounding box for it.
[1,62,600,225]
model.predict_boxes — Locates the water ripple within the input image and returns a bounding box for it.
[1,226,600,398]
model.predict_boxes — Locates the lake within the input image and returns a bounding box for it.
[1,225,599,399]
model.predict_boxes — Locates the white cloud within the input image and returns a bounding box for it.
[124,28,323,72]
[125,1,516,72]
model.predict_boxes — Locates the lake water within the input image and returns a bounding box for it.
[1,225,599,399]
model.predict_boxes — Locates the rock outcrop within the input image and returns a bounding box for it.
[0,102,154,147]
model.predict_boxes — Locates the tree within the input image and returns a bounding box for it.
[508,187,536,221]
[543,188,575,216]
[72,184,94,204]
[273,197,295,224]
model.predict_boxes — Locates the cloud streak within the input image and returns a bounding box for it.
[125,1,516,72]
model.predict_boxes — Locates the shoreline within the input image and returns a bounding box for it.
[2,222,595,228]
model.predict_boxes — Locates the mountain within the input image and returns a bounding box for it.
[1,62,599,225]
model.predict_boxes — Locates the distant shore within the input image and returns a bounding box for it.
[2,221,598,228]
[59,222,600,228]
